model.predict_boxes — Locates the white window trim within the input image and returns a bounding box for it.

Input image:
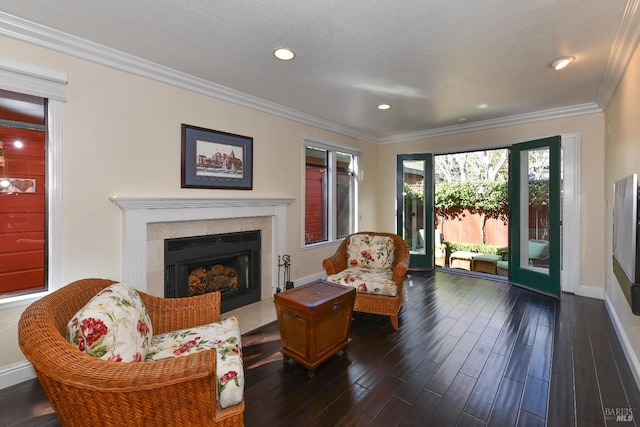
[301,135,362,248]
[0,57,67,308]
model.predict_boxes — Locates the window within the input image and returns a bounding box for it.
[303,137,360,246]
[336,152,356,239]
[304,147,328,244]
[0,58,66,306]
[0,91,47,298]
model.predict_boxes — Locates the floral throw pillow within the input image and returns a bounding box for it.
[347,234,395,271]
[66,283,153,362]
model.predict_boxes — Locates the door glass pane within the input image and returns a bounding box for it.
[402,160,425,255]
[520,148,550,274]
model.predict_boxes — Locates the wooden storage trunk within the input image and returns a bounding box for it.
[274,280,355,377]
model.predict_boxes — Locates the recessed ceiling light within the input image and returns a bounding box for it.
[273,48,295,61]
[477,103,488,109]
[377,104,391,110]
[551,56,575,71]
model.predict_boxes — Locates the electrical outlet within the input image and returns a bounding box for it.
[293,264,300,275]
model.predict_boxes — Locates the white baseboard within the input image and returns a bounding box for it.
[0,361,36,390]
[577,285,605,300]
[292,271,327,287]
[604,294,640,390]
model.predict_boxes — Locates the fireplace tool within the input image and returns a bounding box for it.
[277,255,294,293]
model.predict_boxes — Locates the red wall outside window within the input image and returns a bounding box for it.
[305,165,326,243]
[0,127,46,296]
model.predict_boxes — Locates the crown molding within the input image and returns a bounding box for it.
[379,103,602,144]
[596,0,640,110]
[0,10,631,145]
[0,12,379,143]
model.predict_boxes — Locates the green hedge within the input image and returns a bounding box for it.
[405,179,549,222]
[445,241,507,257]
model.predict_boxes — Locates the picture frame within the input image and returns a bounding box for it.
[181,124,253,190]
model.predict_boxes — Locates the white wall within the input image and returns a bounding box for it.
[0,35,379,381]
[604,41,640,385]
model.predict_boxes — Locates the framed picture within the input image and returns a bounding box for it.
[181,124,253,190]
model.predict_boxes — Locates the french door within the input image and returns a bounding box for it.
[396,154,434,269]
[394,137,561,296]
[509,136,561,297]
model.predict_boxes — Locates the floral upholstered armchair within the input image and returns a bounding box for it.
[322,232,409,330]
[18,278,245,427]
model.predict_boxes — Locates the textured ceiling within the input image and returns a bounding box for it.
[0,0,638,142]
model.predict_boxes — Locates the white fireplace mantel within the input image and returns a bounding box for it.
[110,196,294,292]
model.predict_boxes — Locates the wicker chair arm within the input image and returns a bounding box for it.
[322,239,349,275]
[59,347,215,391]
[322,254,343,275]
[32,345,221,426]
[390,236,409,293]
[141,290,221,334]
[391,262,409,290]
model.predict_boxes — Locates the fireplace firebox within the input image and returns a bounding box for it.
[164,230,261,312]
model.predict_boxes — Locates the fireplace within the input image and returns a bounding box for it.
[164,230,261,312]
[110,196,293,299]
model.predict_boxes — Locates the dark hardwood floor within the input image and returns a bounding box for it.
[2,270,640,426]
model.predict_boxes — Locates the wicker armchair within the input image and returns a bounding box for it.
[18,278,244,427]
[322,232,409,330]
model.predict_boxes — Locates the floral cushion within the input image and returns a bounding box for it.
[326,267,397,296]
[145,316,244,409]
[66,282,153,362]
[347,235,395,271]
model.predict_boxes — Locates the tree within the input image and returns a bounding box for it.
[434,149,509,243]
[435,149,509,183]
[408,148,549,245]
[434,180,508,243]
[481,150,508,182]
[432,179,550,243]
